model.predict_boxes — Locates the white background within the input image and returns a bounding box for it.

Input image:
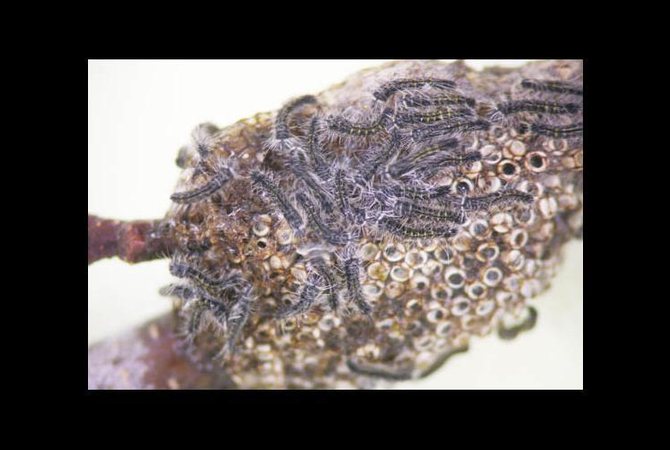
[88,60,583,389]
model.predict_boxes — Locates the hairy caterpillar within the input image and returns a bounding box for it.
[395,201,466,224]
[169,260,244,297]
[170,166,233,204]
[520,79,583,96]
[278,274,322,319]
[342,254,372,315]
[296,193,349,246]
[327,108,392,137]
[289,150,335,214]
[402,93,476,108]
[334,167,356,222]
[274,95,318,140]
[310,258,340,312]
[530,122,583,138]
[222,283,255,356]
[250,170,303,231]
[388,138,460,178]
[373,78,457,102]
[411,118,490,142]
[383,184,453,201]
[443,189,535,212]
[305,117,331,181]
[396,108,474,126]
[380,217,457,239]
[356,131,402,181]
[494,100,581,117]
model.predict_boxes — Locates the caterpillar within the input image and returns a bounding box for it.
[388,138,459,178]
[417,151,483,178]
[185,297,228,337]
[494,100,581,117]
[530,122,583,138]
[411,118,490,142]
[334,168,355,222]
[395,201,466,224]
[296,193,350,246]
[383,184,453,201]
[327,108,392,137]
[390,147,481,180]
[346,359,413,381]
[277,274,321,319]
[396,108,474,126]
[402,93,476,108]
[443,189,535,212]
[289,150,335,214]
[342,255,372,315]
[305,117,331,181]
[380,218,457,239]
[169,260,245,297]
[250,170,303,231]
[223,284,255,356]
[170,166,233,204]
[373,78,457,102]
[190,123,219,159]
[356,131,402,181]
[310,258,340,313]
[274,95,318,140]
[159,283,195,301]
[520,79,583,96]
[498,306,538,340]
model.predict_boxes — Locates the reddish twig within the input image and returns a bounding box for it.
[88,214,176,265]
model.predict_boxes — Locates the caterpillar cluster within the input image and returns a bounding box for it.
[165,260,253,359]
[159,61,583,387]
[489,77,583,145]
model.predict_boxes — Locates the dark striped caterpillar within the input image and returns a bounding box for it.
[250,170,303,231]
[530,122,583,138]
[274,95,318,140]
[442,189,535,212]
[305,117,331,181]
[396,108,474,126]
[356,131,402,181]
[296,193,350,246]
[395,201,466,224]
[170,166,233,204]
[411,118,490,142]
[494,100,581,117]
[498,306,538,340]
[373,78,456,102]
[402,93,476,108]
[342,254,372,315]
[222,282,254,356]
[390,148,482,180]
[520,79,583,96]
[289,150,335,214]
[327,108,392,137]
[383,184,453,201]
[380,217,457,239]
[169,260,245,297]
[334,168,356,222]
[278,274,322,319]
[310,258,340,313]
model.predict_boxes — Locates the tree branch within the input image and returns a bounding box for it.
[88,214,176,265]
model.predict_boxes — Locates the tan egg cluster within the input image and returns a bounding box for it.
[162,60,582,388]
